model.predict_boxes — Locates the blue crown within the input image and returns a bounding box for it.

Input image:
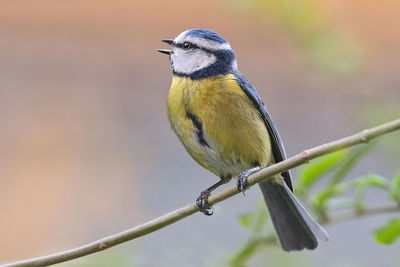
[185,29,228,44]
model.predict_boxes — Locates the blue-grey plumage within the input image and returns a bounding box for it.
[158,29,329,251]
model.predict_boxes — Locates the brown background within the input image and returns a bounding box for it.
[0,0,399,266]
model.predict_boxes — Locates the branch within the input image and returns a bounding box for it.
[2,118,400,267]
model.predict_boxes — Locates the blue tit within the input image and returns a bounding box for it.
[158,29,329,251]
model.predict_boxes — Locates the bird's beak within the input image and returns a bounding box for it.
[162,39,174,45]
[157,39,174,55]
[157,49,173,55]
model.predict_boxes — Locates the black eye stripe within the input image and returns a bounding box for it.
[174,42,214,53]
[175,42,200,50]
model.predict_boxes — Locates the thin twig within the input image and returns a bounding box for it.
[326,205,400,225]
[2,119,400,267]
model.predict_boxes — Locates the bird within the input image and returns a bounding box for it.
[157,29,329,251]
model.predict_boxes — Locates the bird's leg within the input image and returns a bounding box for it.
[197,175,231,216]
[237,166,261,193]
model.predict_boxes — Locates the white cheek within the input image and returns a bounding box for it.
[171,49,216,74]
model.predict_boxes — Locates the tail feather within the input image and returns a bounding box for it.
[259,178,329,251]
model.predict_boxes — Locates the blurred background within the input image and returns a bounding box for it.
[0,0,399,266]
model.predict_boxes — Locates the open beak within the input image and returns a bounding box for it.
[157,49,173,55]
[157,39,174,55]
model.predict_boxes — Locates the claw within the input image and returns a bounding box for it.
[237,172,249,194]
[237,166,261,194]
[196,190,213,216]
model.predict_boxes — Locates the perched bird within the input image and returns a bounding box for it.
[158,29,329,251]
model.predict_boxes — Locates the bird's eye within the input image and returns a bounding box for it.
[182,42,192,49]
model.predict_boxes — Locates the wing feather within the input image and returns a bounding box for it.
[233,71,293,191]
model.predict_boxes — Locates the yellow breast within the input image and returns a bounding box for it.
[167,74,272,177]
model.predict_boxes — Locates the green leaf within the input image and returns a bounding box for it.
[313,175,388,211]
[329,142,376,186]
[230,236,277,266]
[230,240,261,266]
[375,219,400,244]
[356,175,389,189]
[313,183,350,207]
[252,207,269,235]
[390,173,400,202]
[299,150,348,189]
[354,186,368,212]
[237,198,270,233]
[238,213,253,228]
[352,175,389,212]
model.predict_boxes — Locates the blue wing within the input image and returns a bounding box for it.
[233,71,293,191]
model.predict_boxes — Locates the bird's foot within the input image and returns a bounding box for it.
[237,166,261,194]
[196,190,213,216]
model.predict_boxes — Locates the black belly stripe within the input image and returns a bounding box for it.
[185,110,211,148]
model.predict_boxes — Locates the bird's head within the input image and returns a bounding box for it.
[158,29,237,79]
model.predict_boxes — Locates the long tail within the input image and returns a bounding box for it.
[258,177,329,251]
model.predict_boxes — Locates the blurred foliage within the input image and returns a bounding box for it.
[296,150,347,191]
[230,140,400,266]
[389,173,400,205]
[375,219,400,245]
[230,0,365,76]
